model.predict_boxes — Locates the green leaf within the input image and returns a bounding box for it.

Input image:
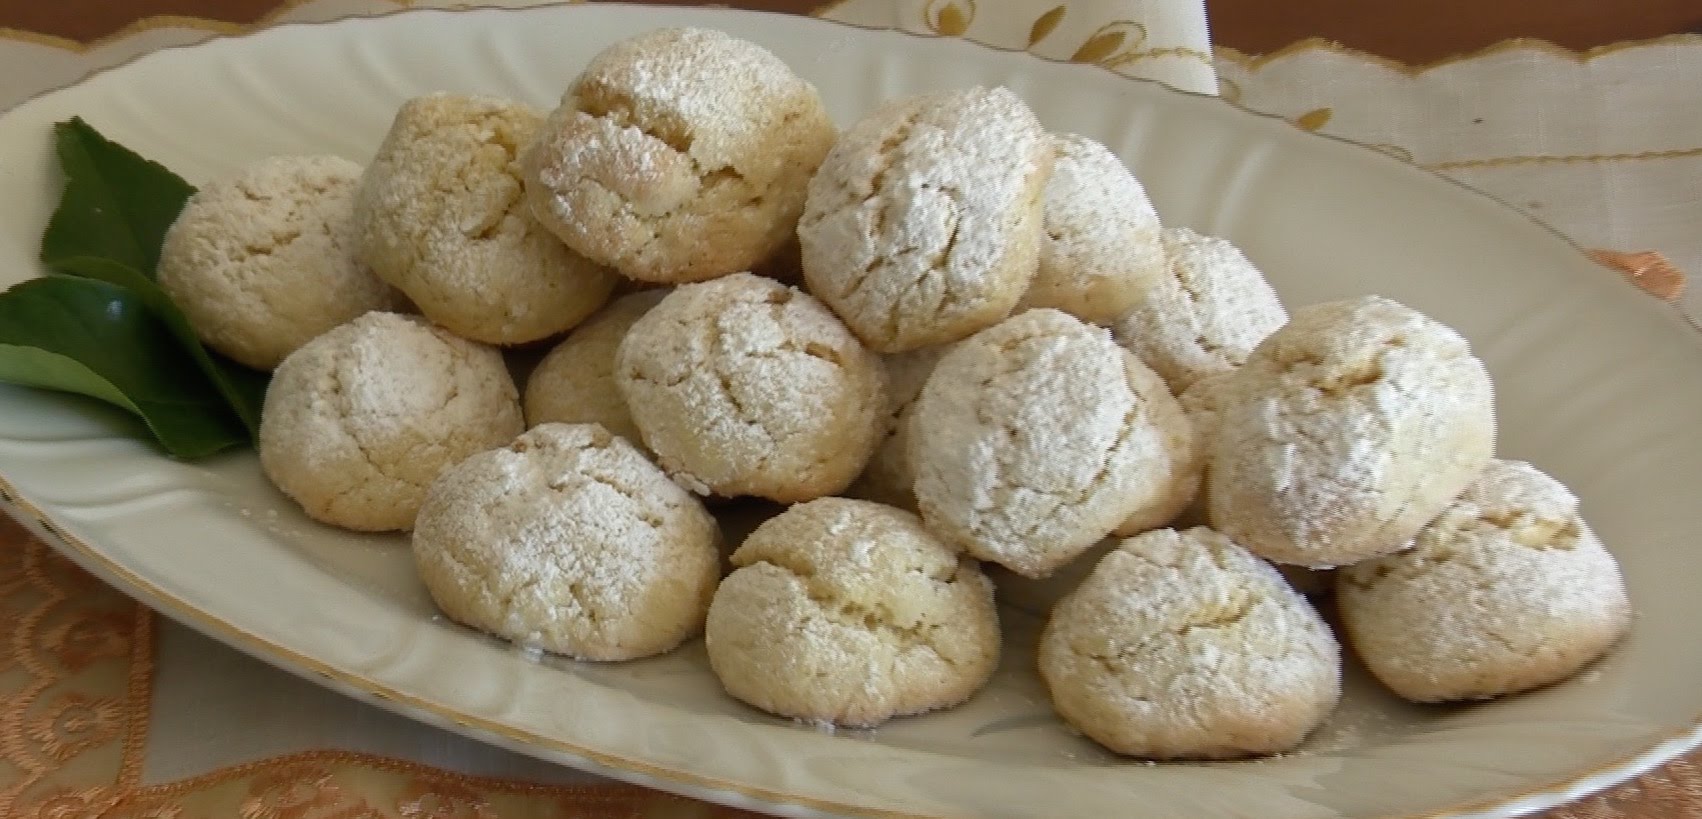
[0,277,249,459]
[50,255,267,437]
[40,116,196,278]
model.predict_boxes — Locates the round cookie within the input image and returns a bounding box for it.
[909,309,1199,579]
[705,497,1000,727]
[798,86,1053,353]
[1208,295,1495,568]
[846,344,953,510]
[356,93,618,345]
[414,423,720,661]
[523,28,836,284]
[1018,134,1165,325]
[1337,460,1631,702]
[523,289,667,444]
[157,155,398,370]
[1112,228,1287,393]
[1038,527,1341,759]
[616,273,886,502]
[259,312,523,531]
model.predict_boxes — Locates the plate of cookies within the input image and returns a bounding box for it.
[1,5,1699,818]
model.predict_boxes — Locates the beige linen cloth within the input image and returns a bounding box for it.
[2,1,1698,816]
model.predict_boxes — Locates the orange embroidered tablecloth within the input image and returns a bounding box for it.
[2,1,1700,817]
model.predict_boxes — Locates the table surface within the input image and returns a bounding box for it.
[1,0,1699,60]
[0,3,1696,818]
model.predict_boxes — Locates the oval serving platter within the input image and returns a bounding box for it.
[0,5,1699,817]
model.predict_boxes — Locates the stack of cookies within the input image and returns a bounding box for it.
[153,27,1632,761]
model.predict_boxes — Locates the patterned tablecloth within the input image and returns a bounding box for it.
[1,1,1698,816]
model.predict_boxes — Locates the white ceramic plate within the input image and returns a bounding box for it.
[1,6,1699,817]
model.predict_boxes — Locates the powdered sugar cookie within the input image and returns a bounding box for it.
[1209,295,1495,568]
[846,344,952,510]
[705,497,999,727]
[799,86,1052,352]
[616,273,885,502]
[1018,134,1164,324]
[357,93,618,345]
[158,155,398,370]
[523,290,667,445]
[1112,228,1287,393]
[524,28,836,284]
[414,423,720,661]
[910,309,1198,578]
[1039,527,1341,759]
[1338,460,1630,702]
[259,312,523,532]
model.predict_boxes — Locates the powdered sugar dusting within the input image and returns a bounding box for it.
[910,309,1194,578]
[1021,133,1164,324]
[413,423,720,661]
[1209,295,1495,567]
[1038,527,1340,758]
[616,273,885,501]
[355,93,616,344]
[799,86,1051,351]
[1338,459,1631,702]
[1112,227,1286,393]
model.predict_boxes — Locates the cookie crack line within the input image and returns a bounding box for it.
[754,555,959,666]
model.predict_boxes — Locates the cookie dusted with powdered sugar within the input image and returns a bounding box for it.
[523,28,836,284]
[1112,228,1287,394]
[845,344,953,511]
[909,309,1199,579]
[615,273,886,502]
[1018,134,1165,325]
[705,498,1000,727]
[798,86,1053,352]
[258,312,523,532]
[158,155,399,370]
[356,93,618,345]
[1338,460,1630,702]
[1209,295,1495,568]
[1039,526,1340,759]
[414,423,721,661]
[523,290,667,446]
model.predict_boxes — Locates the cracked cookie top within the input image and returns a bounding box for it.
[523,289,668,447]
[1111,227,1287,394]
[704,497,1000,727]
[797,86,1052,353]
[1337,460,1631,702]
[1038,526,1340,759]
[1208,295,1496,568]
[615,273,886,502]
[157,155,399,370]
[845,343,954,511]
[523,28,836,284]
[909,309,1200,579]
[1018,133,1165,325]
[412,423,721,661]
[356,93,618,344]
[258,311,523,532]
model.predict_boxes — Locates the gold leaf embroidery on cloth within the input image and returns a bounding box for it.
[1027,5,1064,47]
[922,0,974,37]
[1293,107,1333,131]
[1071,21,1145,64]
[1587,249,1687,302]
